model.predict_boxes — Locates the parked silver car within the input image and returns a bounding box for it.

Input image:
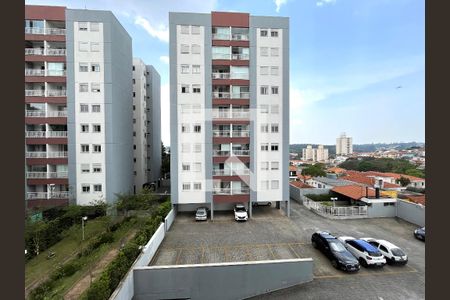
[195,207,208,221]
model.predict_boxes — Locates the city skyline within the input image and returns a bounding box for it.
[25,0,425,145]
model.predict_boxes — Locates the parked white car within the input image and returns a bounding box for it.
[361,238,408,265]
[195,207,208,221]
[234,204,248,221]
[337,236,386,267]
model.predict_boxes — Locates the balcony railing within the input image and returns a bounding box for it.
[232,33,249,41]
[47,70,66,76]
[25,48,44,55]
[25,131,46,138]
[47,90,66,97]
[213,187,231,195]
[232,169,250,175]
[232,111,250,118]
[231,53,249,60]
[212,33,231,40]
[25,48,66,56]
[213,130,231,137]
[25,90,45,97]
[212,91,230,99]
[25,69,45,76]
[45,28,66,35]
[212,169,231,176]
[232,187,250,194]
[27,191,69,199]
[26,151,68,158]
[233,149,250,156]
[26,171,68,179]
[213,187,250,195]
[47,111,67,117]
[212,72,230,79]
[212,53,231,60]
[25,27,45,34]
[231,92,250,99]
[25,110,46,117]
[232,130,250,137]
[213,150,230,156]
[212,110,230,119]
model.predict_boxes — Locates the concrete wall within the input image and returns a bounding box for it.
[146,65,161,183]
[397,199,425,227]
[367,202,397,218]
[133,259,313,300]
[289,185,330,204]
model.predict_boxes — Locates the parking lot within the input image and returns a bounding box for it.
[150,200,425,299]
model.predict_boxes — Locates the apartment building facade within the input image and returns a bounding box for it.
[170,12,289,219]
[336,132,353,155]
[25,5,134,209]
[302,145,329,162]
[132,58,161,193]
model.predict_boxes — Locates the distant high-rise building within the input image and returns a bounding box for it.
[336,133,353,155]
[302,145,314,161]
[302,145,328,162]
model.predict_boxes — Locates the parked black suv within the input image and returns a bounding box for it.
[311,231,360,272]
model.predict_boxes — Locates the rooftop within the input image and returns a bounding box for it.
[290,181,313,189]
[311,176,355,187]
[332,185,376,200]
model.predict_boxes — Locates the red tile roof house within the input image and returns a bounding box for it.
[289,165,298,181]
[341,171,406,192]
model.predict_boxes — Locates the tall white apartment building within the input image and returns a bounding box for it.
[336,132,353,155]
[169,11,289,219]
[132,58,161,193]
[302,145,314,161]
[25,5,134,209]
[302,145,329,162]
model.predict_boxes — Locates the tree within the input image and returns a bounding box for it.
[397,176,411,187]
[160,142,170,177]
[301,164,326,177]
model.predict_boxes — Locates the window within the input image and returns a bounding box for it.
[92,105,101,112]
[78,22,88,31]
[191,25,200,34]
[132,79,135,84]
[181,123,189,133]
[260,66,269,75]
[91,83,101,92]
[271,143,279,151]
[91,63,100,72]
[93,124,101,133]
[261,162,269,170]
[182,163,190,171]
[79,83,88,92]
[82,184,90,193]
[271,162,280,170]
[271,30,279,37]
[181,84,189,93]
[181,64,190,74]
[260,47,268,56]
[272,86,279,94]
[79,63,89,72]
[133,118,136,124]
[133,92,136,97]
[271,104,279,114]
[81,164,90,173]
[380,245,388,252]
[271,66,279,76]
[92,163,102,173]
[81,144,89,153]
[261,180,269,190]
[180,25,189,34]
[78,42,89,52]
[81,124,89,133]
[271,180,279,189]
[180,44,189,54]
[260,29,268,37]
[193,143,202,153]
[193,182,202,190]
[271,124,279,133]
[132,66,135,71]
[133,145,136,150]
[192,65,200,74]
[193,124,201,133]
[192,104,201,113]
[181,143,190,153]
[91,42,100,52]
[93,144,102,153]
[80,104,89,112]
[271,47,279,57]
[260,104,269,113]
[261,143,269,151]
[192,85,201,93]
[193,163,201,172]
[93,184,102,192]
[182,183,191,191]
[191,44,201,54]
[260,86,269,95]
[90,22,100,32]
[261,124,269,133]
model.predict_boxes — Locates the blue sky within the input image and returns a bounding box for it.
[26,0,425,146]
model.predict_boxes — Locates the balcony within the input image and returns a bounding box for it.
[46,48,66,56]
[212,33,231,40]
[26,151,68,158]
[25,27,45,35]
[213,130,231,137]
[212,149,249,156]
[213,150,230,156]
[25,110,67,117]
[212,53,231,60]
[25,89,45,97]
[213,169,250,176]
[231,92,250,99]
[25,131,67,138]
[212,72,230,79]
[47,89,66,97]
[232,33,249,41]
[231,53,249,60]
[212,91,231,99]
[25,48,66,56]
[25,27,66,35]
[27,191,69,199]
[213,187,250,195]
[232,110,250,118]
[232,149,250,156]
[26,171,68,179]
[212,109,249,119]
[232,130,250,137]
[25,69,45,76]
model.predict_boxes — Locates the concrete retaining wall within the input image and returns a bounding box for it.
[133,259,314,300]
[397,199,425,226]
[289,185,330,204]
[367,203,397,218]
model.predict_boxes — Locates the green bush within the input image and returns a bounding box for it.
[50,261,81,281]
[29,280,55,300]
[85,273,110,300]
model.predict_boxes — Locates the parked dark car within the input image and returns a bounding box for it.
[311,231,360,272]
[414,227,425,241]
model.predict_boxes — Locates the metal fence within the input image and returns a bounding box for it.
[303,197,367,218]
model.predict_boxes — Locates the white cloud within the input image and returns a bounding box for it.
[134,16,169,43]
[274,0,287,13]
[159,56,169,64]
[317,0,336,7]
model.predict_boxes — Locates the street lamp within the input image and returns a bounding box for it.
[331,197,338,208]
[81,216,88,241]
